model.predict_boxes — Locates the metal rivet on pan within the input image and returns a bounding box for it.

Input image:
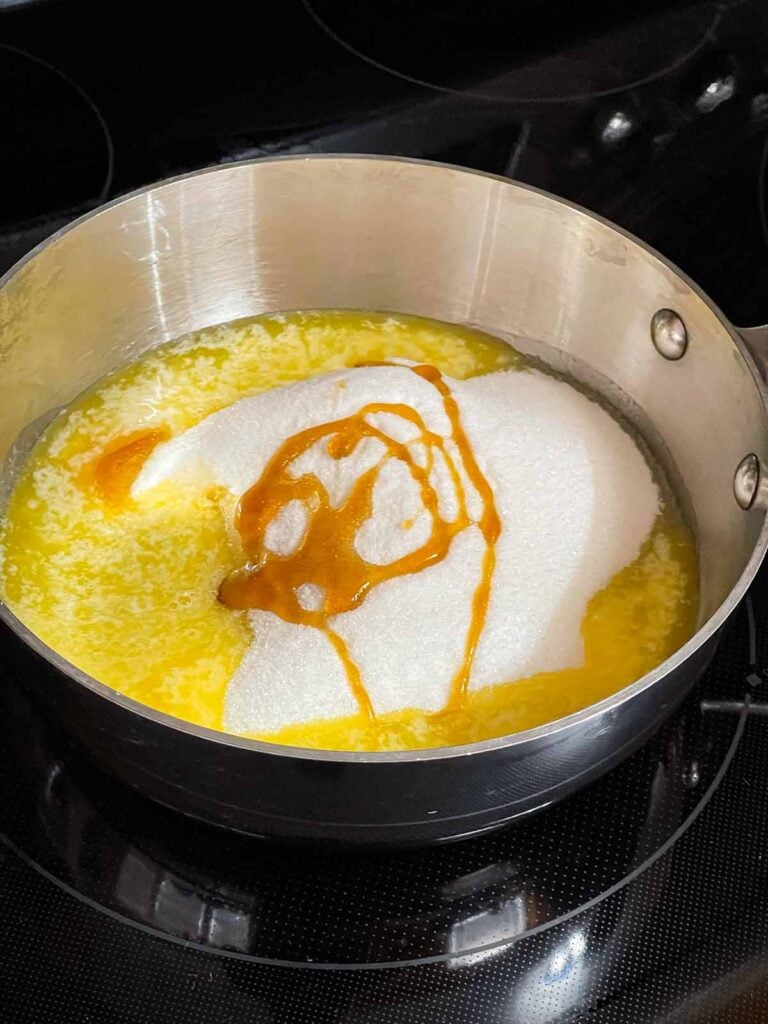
[734,453,760,510]
[651,309,688,360]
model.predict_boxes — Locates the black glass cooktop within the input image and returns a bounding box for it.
[3,0,768,1020]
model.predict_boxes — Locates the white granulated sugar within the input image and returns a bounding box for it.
[264,499,308,556]
[332,525,486,715]
[133,365,451,498]
[134,364,660,733]
[289,435,387,511]
[354,459,431,564]
[296,582,325,613]
[458,370,659,688]
[225,612,358,732]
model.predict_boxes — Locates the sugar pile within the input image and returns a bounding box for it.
[133,363,660,734]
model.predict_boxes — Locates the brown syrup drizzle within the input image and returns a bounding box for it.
[79,427,171,507]
[219,363,500,718]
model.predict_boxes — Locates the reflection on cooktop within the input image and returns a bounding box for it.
[0,606,748,969]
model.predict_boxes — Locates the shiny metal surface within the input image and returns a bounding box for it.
[651,308,688,361]
[734,453,761,510]
[0,155,767,842]
[736,324,768,381]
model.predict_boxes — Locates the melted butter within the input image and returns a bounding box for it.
[0,310,699,750]
[219,363,500,716]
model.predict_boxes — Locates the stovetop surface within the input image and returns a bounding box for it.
[2,1,768,1020]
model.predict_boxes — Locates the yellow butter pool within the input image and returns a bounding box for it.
[0,311,698,750]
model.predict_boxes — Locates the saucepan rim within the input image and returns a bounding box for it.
[1,153,766,764]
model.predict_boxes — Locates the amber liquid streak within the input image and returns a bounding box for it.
[219,364,500,719]
[79,427,171,507]
[415,365,501,711]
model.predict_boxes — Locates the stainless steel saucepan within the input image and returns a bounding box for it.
[1,155,767,845]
